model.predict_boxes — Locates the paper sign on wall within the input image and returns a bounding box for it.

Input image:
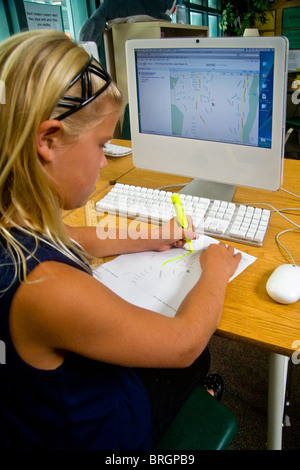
[24,2,64,32]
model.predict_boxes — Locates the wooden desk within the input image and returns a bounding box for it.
[66,142,300,450]
[117,159,300,356]
[116,158,300,450]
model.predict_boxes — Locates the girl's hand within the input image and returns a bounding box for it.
[155,216,199,252]
[200,241,242,280]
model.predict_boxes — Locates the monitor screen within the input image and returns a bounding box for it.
[126,37,288,200]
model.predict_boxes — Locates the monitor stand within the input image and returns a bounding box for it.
[179,179,236,202]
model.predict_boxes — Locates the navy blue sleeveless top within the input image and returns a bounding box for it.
[0,229,151,449]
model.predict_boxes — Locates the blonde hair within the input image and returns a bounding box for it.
[0,30,122,290]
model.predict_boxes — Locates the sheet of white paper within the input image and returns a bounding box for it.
[93,235,256,317]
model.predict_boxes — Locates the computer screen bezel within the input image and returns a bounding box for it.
[126,36,288,196]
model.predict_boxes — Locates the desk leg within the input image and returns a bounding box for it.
[267,352,289,450]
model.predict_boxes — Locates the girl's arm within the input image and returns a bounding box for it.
[65,216,199,257]
[9,242,241,370]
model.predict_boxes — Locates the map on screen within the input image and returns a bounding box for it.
[170,69,259,146]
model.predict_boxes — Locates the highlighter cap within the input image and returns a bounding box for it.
[171,194,181,205]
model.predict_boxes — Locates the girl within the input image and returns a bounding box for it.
[0,30,241,449]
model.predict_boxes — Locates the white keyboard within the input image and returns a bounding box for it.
[96,183,271,247]
[104,143,132,157]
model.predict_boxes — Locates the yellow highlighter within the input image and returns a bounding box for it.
[171,194,193,252]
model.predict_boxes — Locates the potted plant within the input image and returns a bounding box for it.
[220,0,271,36]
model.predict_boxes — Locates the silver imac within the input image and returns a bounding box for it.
[125,36,288,201]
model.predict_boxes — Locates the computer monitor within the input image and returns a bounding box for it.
[125,36,288,201]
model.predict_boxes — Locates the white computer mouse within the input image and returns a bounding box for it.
[266,264,300,304]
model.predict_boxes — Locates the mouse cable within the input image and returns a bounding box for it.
[156,185,300,200]
[280,187,300,199]
[275,229,300,267]
[156,186,300,198]
[156,186,300,265]
[246,202,300,230]
[245,203,300,265]
[156,184,185,191]
[156,185,300,230]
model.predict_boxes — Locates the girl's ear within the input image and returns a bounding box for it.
[37,120,64,163]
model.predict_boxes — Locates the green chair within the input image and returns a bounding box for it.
[155,385,238,450]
